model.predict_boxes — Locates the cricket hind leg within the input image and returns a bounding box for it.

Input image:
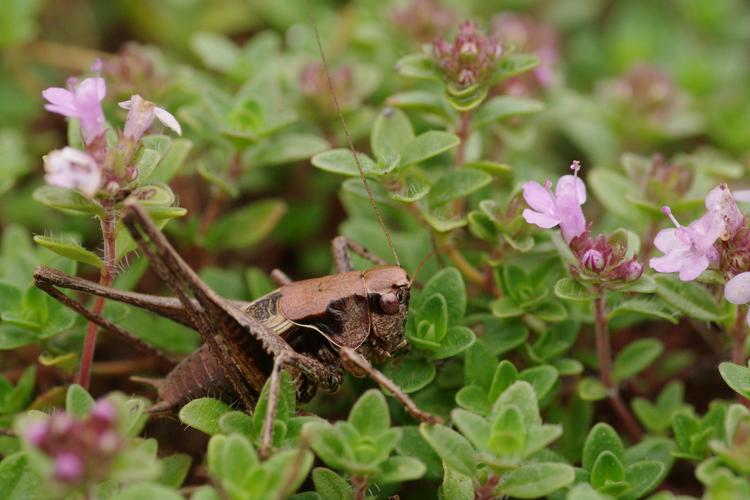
[33,269,176,370]
[331,236,389,274]
[121,202,264,411]
[340,347,442,425]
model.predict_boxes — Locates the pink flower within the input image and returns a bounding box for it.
[522,161,587,243]
[54,452,84,483]
[725,272,750,326]
[705,184,747,240]
[43,147,102,198]
[119,94,181,140]
[649,206,722,281]
[42,77,106,145]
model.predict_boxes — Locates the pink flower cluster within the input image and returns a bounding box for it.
[40,64,180,199]
[650,184,750,324]
[24,400,122,485]
[433,21,503,88]
[522,161,643,283]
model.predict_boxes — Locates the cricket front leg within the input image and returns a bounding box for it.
[340,347,443,424]
[332,236,389,274]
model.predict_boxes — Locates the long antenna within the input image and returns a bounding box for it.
[304,0,401,267]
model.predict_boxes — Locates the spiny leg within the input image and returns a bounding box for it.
[260,353,288,459]
[121,203,260,410]
[331,236,389,274]
[340,347,442,424]
[33,271,175,370]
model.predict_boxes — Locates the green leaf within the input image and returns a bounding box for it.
[395,53,439,80]
[312,468,354,500]
[474,96,544,128]
[221,434,256,489]
[400,131,460,167]
[427,168,492,207]
[32,235,102,268]
[311,149,376,176]
[428,326,476,359]
[719,362,750,398]
[492,381,541,426]
[489,406,526,457]
[32,185,102,216]
[455,385,491,416]
[440,465,474,500]
[590,451,626,492]
[0,453,41,499]
[588,168,640,223]
[554,278,595,302]
[489,361,519,403]
[66,384,94,418]
[418,267,466,323]
[303,422,354,472]
[374,456,426,483]
[519,365,559,400]
[608,299,677,324]
[582,423,624,472]
[654,274,722,322]
[490,296,524,318]
[621,461,666,499]
[493,53,540,82]
[613,339,663,382]
[371,108,414,163]
[389,171,430,202]
[179,398,233,435]
[203,199,286,250]
[244,133,328,168]
[349,389,390,437]
[419,423,477,477]
[451,409,490,451]
[383,356,436,394]
[111,483,183,500]
[190,32,239,73]
[148,138,193,183]
[497,463,574,498]
[414,294,449,346]
[158,454,192,488]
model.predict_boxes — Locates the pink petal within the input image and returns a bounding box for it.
[522,208,559,228]
[733,190,750,203]
[649,253,684,274]
[691,211,723,252]
[555,181,586,242]
[76,77,106,102]
[42,87,77,116]
[556,175,586,204]
[677,254,709,281]
[154,107,182,136]
[725,272,750,305]
[522,181,556,215]
[652,228,682,253]
[118,99,133,110]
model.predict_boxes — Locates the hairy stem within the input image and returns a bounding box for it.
[731,304,748,365]
[593,291,643,442]
[351,476,367,500]
[76,202,117,389]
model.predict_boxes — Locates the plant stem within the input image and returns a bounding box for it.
[351,476,367,500]
[455,111,472,167]
[76,202,117,389]
[731,304,748,365]
[593,290,643,442]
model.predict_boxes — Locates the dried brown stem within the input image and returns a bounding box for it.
[593,291,643,442]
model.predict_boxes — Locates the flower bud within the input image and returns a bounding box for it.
[53,452,84,483]
[43,147,102,198]
[582,249,605,272]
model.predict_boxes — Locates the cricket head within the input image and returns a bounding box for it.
[362,265,410,361]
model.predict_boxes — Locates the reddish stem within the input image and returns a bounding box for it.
[593,291,643,442]
[455,110,472,167]
[76,202,117,389]
[731,304,748,365]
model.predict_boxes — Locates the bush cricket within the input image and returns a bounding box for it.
[32,5,441,457]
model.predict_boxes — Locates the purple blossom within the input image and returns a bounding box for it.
[43,147,102,198]
[53,453,84,483]
[432,21,502,88]
[725,272,750,326]
[119,94,181,140]
[522,161,587,243]
[42,77,107,145]
[705,184,746,240]
[649,206,722,281]
[582,248,605,272]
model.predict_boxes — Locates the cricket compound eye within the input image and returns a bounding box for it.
[379,293,400,315]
